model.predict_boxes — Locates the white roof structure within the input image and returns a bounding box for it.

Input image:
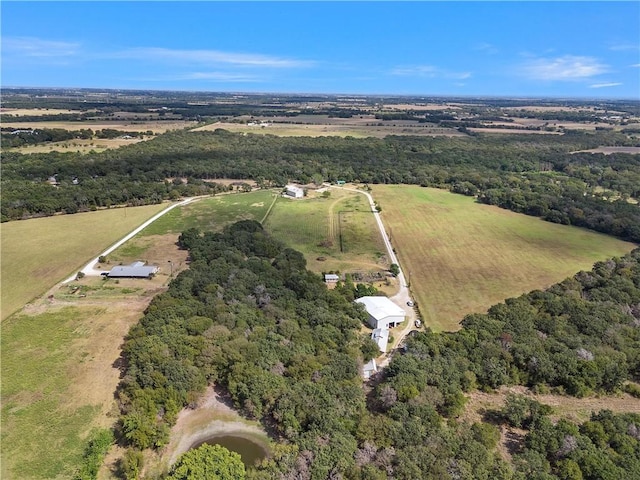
[324,273,340,282]
[355,296,405,321]
[285,184,304,198]
[371,328,390,353]
[106,261,158,278]
[363,359,378,379]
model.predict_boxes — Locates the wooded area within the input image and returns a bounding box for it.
[3,129,639,243]
[115,220,640,479]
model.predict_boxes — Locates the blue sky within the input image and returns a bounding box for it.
[2,1,639,98]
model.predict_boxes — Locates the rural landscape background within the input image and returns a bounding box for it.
[2,2,640,480]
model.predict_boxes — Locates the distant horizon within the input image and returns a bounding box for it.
[2,85,638,103]
[2,2,639,99]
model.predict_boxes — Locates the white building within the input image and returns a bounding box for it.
[285,184,304,198]
[363,359,378,379]
[324,273,340,283]
[371,327,390,353]
[355,296,406,329]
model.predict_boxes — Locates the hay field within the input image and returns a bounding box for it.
[372,185,636,332]
[1,204,166,321]
[1,120,196,133]
[194,121,463,138]
[263,189,388,274]
[10,136,147,153]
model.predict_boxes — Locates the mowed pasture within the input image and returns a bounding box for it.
[372,185,637,332]
[263,189,388,275]
[1,203,166,321]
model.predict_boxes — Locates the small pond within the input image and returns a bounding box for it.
[190,434,269,467]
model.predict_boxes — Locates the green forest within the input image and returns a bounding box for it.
[3,129,640,243]
[116,220,640,479]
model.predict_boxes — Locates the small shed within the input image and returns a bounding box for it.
[363,359,378,380]
[324,273,340,283]
[371,328,390,353]
[105,261,158,278]
[285,184,304,198]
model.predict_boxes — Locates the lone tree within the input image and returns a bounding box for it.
[168,444,245,480]
[389,264,400,277]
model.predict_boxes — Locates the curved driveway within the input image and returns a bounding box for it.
[329,185,417,364]
[63,197,196,283]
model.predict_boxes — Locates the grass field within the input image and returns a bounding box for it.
[263,189,388,275]
[372,185,637,331]
[194,121,462,138]
[1,204,166,321]
[1,279,167,479]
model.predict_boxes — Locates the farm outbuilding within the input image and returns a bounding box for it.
[355,296,406,329]
[363,359,378,379]
[371,327,390,353]
[105,261,158,278]
[324,273,340,283]
[285,184,304,198]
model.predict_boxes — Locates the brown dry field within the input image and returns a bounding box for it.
[10,136,148,153]
[195,121,463,138]
[574,146,640,155]
[469,127,562,135]
[381,103,463,111]
[1,108,90,116]
[1,119,197,133]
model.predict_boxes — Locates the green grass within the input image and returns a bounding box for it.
[139,190,276,236]
[372,185,637,332]
[1,308,100,479]
[263,189,387,274]
[0,204,166,321]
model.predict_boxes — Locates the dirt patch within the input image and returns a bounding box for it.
[148,386,270,472]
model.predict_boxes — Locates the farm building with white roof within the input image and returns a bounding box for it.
[285,184,304,198]
[104,261,158,278]
[371,327,390,353]
[355,296,406,329]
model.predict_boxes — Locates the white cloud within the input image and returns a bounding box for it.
[474,43,499,55]
[520,55,608,81]
[112,47,314,68]
[2,36,80,57]
[589,82,623,88]
[630,64,640,68]
[178,72,262,82]
[391,65,471,80]
[609,43,640,52]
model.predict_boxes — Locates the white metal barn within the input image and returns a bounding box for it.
[285,184,304,198]
[355,296,406,329]
[371,327,390,353]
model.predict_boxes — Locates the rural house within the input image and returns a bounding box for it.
[104,261,159,278]
[355,296,406,329]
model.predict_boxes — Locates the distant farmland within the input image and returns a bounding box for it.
[372,185,637,332]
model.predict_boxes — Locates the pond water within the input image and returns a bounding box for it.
[191,434,269,467]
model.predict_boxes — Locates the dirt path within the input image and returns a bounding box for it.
[329,184,418,368]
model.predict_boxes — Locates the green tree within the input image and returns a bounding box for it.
[389,264,400,277]
[168,444,245,480]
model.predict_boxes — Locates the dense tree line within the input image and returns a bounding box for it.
[116,221,640,478]
[3,129,640,244]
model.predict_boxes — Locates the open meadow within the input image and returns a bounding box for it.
[372,185,637,331]
[1,203,166,321]
[1,276,173,479]
[263,188,389,276]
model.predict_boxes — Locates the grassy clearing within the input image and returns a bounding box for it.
[1,204,166,321]
[136,190,275,237]
[194,121,462,138]
[263,189,388,275]
[9,137,147,154]
[0,286,152,480]
[372,185,636,332]
[1,120,196,134]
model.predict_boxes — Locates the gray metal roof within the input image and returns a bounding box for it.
[107,263,158,278]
